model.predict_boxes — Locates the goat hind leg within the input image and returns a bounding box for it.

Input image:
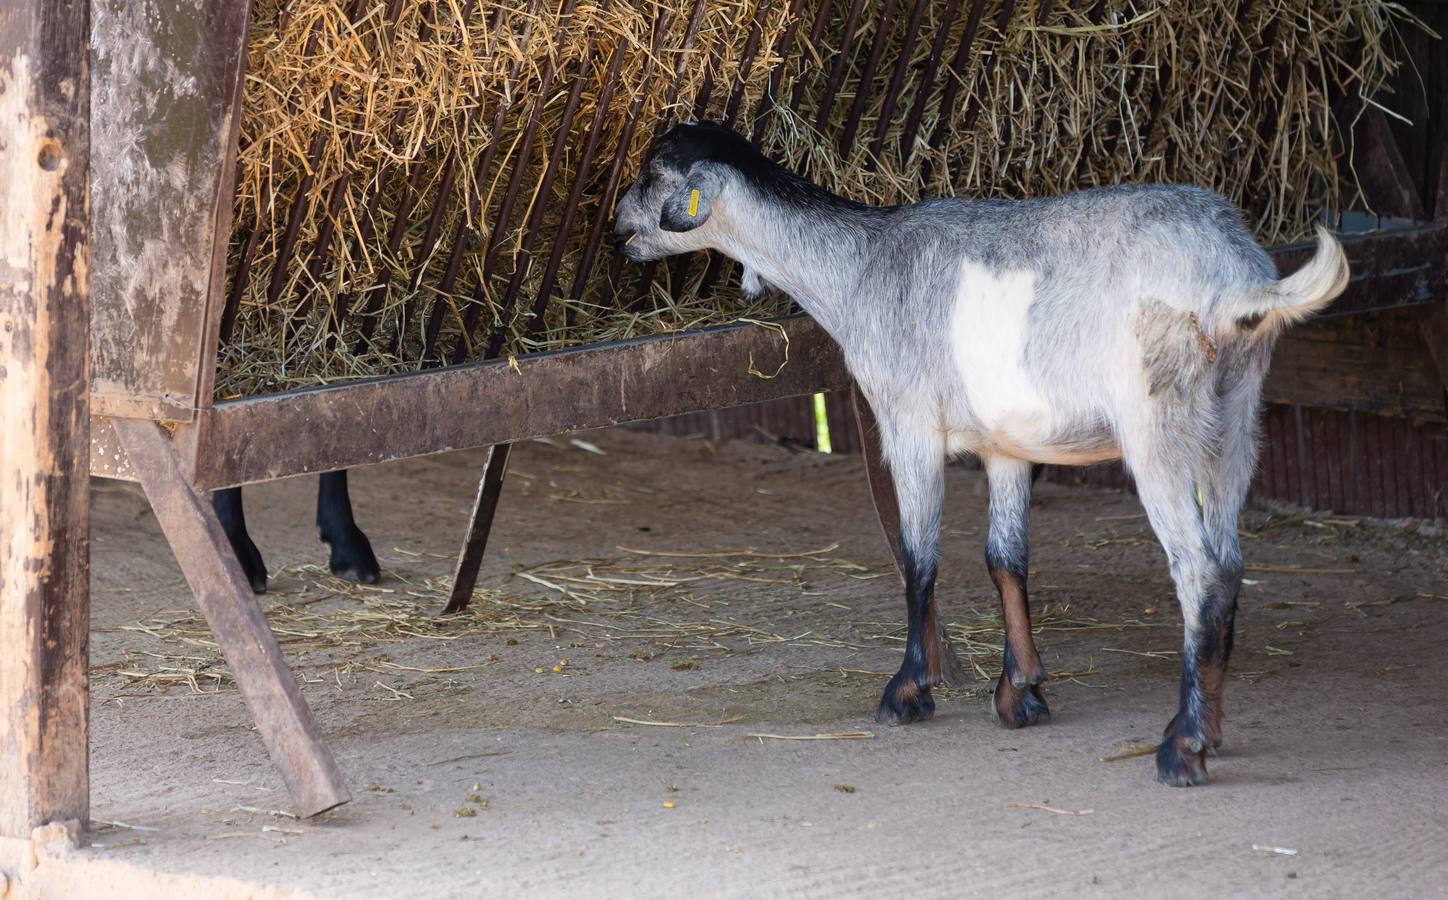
[317,470,380,584]
[1192,374,1264,752]
[1127,441,1236,786]
[983,456,1049,729]
[212,487,269,593]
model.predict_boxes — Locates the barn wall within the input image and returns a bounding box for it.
[630,394,1448,520]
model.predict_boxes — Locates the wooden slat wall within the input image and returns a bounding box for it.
[633,395,1448,519]
[1042,405,1448,520]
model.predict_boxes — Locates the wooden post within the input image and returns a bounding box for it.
[441,444,512,615]
[850,386,904,582]
[0,0,92,839]
[113,420,351,817]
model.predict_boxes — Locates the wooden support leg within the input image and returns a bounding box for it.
[441,444,512,615]
[0,0,92,840]
[113,420,350,817]
[850,385,968,686]
[851,386,904,581]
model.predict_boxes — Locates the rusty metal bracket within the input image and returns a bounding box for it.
[441,443,512,615]
[112,418,350,817]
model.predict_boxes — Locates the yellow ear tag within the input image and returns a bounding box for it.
[688,188,701,217]
[1195,485,1204,508]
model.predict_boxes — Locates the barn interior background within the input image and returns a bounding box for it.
[217,0,1448,517]
[6,0,1443,837]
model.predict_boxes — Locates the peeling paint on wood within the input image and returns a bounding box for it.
[89,0,251,422]
[1,0,92,839]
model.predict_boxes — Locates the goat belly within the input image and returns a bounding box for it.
[945,261,1118,465]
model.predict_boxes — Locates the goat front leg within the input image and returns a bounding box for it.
[1127,441,1238,786]
[983,456,1050,728]
[212,487,269,593]
[317,470,380,584]
[874,426,946,725]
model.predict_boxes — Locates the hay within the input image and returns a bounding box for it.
[219,0,1418,397]
[100,547,1144,694]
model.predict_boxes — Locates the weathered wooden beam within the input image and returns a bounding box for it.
[0,0,92,841]
[1351,105,1428,222]
[185,315,853,490]
[82,227,1445,490]
[1272,224,1448,318]
[1264,309,1447,423]
[89,0,253,421]
[441,444,512,615]
[112,419,350,818]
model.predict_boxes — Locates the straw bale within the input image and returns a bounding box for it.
[219,0,1418,397]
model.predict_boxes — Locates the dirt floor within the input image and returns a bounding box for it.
[33,429,1448,897]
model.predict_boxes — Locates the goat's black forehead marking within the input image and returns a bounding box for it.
[647,120,883,215]
[649,121,768,172]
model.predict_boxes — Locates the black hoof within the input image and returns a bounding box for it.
[1155,733,1210,787]
[234,537,268,594]
[322,526,381,584]
[992,674,1050,729]
[875,671,936,725]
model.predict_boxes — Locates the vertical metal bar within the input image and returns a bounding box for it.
[441,444,513,614]
[898,0,968,166]
[929,0,1013,184]
[749,0,810,144]
[722,0,775,125]
[353,160,428,348]
[221,197,264,345]
[448,0,577,365]
[943,0,1011,138]
[326,1,424,343]
[868,0,931,160]
[414,0,544,359]
[813,0,870,132]
[452,28,569,364]
[352,2,448,348]
[114,421,349,818]
[535,40,628,331]
[294,172,351,324]
[0,0,91,839]
[596,0,709,308]
[484,28,597,360]
[838,0,902,159]
[788,0,839,114]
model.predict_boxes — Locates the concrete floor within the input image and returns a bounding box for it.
[13,429,1448,898]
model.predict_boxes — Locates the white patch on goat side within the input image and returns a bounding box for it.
[949,262,1083,462]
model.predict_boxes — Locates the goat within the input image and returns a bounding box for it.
[212,470,380,593]
[613,122,1348,786]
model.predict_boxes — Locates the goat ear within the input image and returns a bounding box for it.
[659,168,719,232]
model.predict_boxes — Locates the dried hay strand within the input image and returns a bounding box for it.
[219,0,1418,398]
[99,546,1139,694]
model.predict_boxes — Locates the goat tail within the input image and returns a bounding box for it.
[1231,227,1349,334]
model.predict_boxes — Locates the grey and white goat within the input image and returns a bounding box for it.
[614,122,1348,786]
